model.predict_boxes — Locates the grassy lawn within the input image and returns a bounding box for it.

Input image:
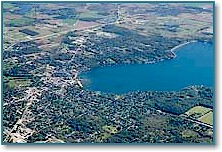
[181,129,198,139]
[185,106,212,119]
[198,111,213,126]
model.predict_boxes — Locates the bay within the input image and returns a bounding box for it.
[81,41,214,93]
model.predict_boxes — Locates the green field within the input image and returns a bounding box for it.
[79,10,103,18]
[3,3,17,9]
[198,111,213,126]
[78,10,107,21]
[181,129,198,139]
[4,18,35,27]
[185,106,212,119]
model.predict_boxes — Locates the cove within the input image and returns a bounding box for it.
[81,41,214,94]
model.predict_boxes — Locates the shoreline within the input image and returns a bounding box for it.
[170,40,197,53]
[78,41,198,72]
[168,40,197,59]
[82,40,198,72]
[78,40,199,84]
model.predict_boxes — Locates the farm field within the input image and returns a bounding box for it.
[198,111,213,126]
[185,106,212,119]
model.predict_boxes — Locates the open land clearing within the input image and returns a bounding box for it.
[185,106,212,119]
[198,111,213,126]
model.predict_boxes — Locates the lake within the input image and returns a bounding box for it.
[81,41,214,94]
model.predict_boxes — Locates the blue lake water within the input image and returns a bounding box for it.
[81,41,214,94]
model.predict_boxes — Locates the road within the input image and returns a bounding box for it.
[4,23,101,51]
[185,116,213,129]
[3,11,213,143]
[157,109,213,129]
[4,10,139,52]
[3,88,40,142]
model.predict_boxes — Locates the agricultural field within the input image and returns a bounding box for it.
[198,111,213,126]
[185,106,212,119]
[118,11,212,40]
